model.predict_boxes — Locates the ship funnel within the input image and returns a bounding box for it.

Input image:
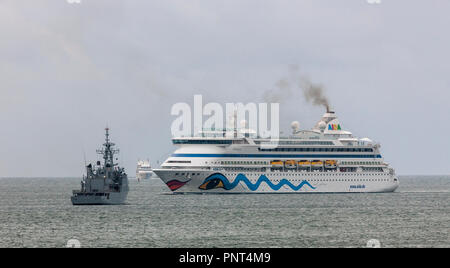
[312,109,353,136]
[291,121,300,134]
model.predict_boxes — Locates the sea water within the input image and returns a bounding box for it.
[0,176,448,248]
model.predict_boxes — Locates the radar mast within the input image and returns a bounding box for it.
[96,128,119,168]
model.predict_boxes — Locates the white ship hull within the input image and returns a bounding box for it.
[154,169,399,194]
[71,191,128,205]
[136,171,153,180]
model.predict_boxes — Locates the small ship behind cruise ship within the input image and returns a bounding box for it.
[136,160,154,181]
[153,110,399,194]
[71,128,129,205]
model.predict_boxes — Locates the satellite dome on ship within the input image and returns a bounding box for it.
[312,109,352,136]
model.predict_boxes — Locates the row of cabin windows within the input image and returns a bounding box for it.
[259,147,373,152]
[265,178,389,182]
[212,161,381,167]
[173,140,233,145]
[175,173,201,176]
[341,161,382,165]
[255,141,334,145]
[362,167,384,172]
[221,168,385,174]
[226,173,388,179]
[173,172,389,181]
[167,160,192,164]
[218,161,267,165]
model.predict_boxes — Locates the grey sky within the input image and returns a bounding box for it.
[1,0,449,176]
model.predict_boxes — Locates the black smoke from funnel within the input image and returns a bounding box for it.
[299,77,330,112]
[262,77,292,103]
[262,65,330,112]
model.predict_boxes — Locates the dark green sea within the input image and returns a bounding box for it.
[0,176,448,248]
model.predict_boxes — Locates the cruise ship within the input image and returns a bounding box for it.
[153,110,399,194]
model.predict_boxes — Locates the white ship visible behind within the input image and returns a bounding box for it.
[154,110,399,194]
[136,160,154,180]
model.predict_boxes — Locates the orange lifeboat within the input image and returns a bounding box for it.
[311,160,323,169]
[298,160,311,169]
[325,160,337,169]
[271,160,284,169]
[285,160,297,169]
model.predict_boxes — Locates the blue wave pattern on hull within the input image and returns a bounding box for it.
[201,173,317,191]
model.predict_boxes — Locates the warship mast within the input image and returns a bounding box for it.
[96,128,119,168]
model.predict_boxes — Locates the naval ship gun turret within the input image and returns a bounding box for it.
[71,128,129,205]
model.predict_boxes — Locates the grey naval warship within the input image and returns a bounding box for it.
[71,128,129,205]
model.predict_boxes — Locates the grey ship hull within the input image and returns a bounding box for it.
[71,192,128,205]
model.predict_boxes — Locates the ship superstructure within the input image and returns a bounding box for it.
[153,110,399,194]
[71,128,129,205]
[136,160,154,180]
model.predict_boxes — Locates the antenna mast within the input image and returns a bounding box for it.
[96,128,119,168]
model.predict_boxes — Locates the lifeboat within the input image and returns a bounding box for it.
[298,160,311,169]
[311,160,324,169]
[284,160,297,169]
[325,160,337,169]
[271,160,284,169]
